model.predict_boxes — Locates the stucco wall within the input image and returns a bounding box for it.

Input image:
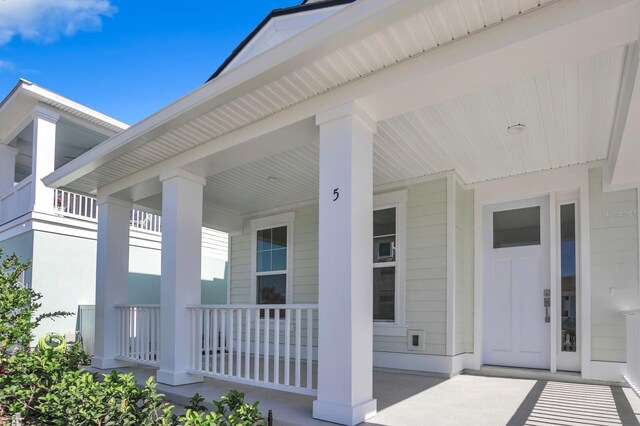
[589,168,639,363]
[0,230,34,286]
[228,178,450,356]
[455,182,474,355]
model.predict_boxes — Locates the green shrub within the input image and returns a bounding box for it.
[179,390,267,426]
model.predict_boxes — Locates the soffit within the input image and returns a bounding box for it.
[63,0,557,195]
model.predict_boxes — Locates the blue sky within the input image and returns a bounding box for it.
[0,0,301,124]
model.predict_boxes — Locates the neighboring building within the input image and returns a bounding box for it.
[0,80,229,350]
[41,1,640,425]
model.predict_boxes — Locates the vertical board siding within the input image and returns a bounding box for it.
[228,179,449,356]
[589,168,639,363]
[455,182,474,355]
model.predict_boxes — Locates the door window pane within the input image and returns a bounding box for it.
[493,206,541,248]
[560,204,577,352]
[373,267,395,321]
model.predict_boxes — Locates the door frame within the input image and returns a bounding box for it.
[482,195,551,369]
[471,164,592,377]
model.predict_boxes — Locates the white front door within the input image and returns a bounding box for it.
[484,197,550,369]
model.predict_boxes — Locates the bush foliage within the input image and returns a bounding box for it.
[0,249,268,425]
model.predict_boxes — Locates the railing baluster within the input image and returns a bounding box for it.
[228,309,234,376]
[254,309,260,381]
[264,308,270,383]
[245,309,251,379]
[220,309,226,375]
[306,309,313,389]
[295,309,301,388]
[236,309,242,378]
[284,309,291,386]
[274,309,280,385]
[196,308,203,372]
[204,309,210,373]
[212,309,218,374]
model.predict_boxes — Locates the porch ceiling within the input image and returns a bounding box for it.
[47,0,565,196]
[197,44,626,216]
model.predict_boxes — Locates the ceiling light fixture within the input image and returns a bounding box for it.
[266,176,280,183]
[507,124,527,135]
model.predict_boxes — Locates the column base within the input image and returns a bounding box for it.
[156,370,203,386]
[91,357,129,370]
[313,398,377,426]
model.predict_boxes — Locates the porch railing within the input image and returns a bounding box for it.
[625,309,640,394]
[187,305,318,396]
[0,177,32,224]
[114,305,161,366]
[54,189,161,233]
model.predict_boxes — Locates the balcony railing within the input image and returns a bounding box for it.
[187,304,318,396]
[54,189,161,233]
[0,177,32,224]
[114,305,161,366]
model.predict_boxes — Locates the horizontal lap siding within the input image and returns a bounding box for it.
[375,178,448,356]
[589,168,639,363]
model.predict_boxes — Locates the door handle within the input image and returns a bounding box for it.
[544,289,550,323]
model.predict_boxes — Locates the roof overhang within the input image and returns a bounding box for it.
[0,79,129,145]
[43,0,640,201]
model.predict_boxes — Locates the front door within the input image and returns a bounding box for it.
[484,197,550,369]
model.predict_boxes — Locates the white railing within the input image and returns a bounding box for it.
[625,309,640,394]
[0,177,32,224]
[77,305,96,356]
[115,305,161,366]
[187,305,318,396]
[54,189,97,220]
[53,189,161,233]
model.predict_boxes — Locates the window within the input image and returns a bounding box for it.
[256,226,287,305]
[251,213,294,317]
[373,190,406,332]
[560,203,577,352]
[493,206,541,248]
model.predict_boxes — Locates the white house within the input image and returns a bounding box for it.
[43,0,640,424]
[0,80,229,350]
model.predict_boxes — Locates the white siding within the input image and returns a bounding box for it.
[228,179,451,356]
[589,168,639,363]
[375,179,448,355]
[455,182,474,355]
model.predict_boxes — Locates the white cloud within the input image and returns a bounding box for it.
[0,60,15,71]
[0,0,116,46]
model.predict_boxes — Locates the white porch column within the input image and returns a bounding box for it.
[32,107,59,212]
[93,196,131,369]
[157,169,205,386]
[0,144,19,194]
[313,103,377,425]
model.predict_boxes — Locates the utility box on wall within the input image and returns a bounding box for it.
[407,329,425,352]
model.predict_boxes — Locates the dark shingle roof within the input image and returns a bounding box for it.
[206,0,357,82]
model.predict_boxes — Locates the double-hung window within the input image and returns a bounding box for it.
[373,190,406,333]
[251,213,294,315]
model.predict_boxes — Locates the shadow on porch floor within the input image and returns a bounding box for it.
[85,366,640,425]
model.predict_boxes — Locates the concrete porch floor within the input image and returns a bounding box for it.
[86,365,640,425]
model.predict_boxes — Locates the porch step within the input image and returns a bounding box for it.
[464,365,626,387]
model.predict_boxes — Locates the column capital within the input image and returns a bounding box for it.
[159,168,206,186]
[96,195,132,208]
[315,102,377,133]
[0,144,19,157]
[32,105,60,123]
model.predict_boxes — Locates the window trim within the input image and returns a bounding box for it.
[373,190,407,336]
[250,212,295,305]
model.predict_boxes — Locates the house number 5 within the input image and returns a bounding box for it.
[333,188,339,201]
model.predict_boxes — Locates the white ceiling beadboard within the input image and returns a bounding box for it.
[200,45,625,215]
[376,45,626,184]
[66,0,557,195]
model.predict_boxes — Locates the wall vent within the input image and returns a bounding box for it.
[407,329,425,352]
